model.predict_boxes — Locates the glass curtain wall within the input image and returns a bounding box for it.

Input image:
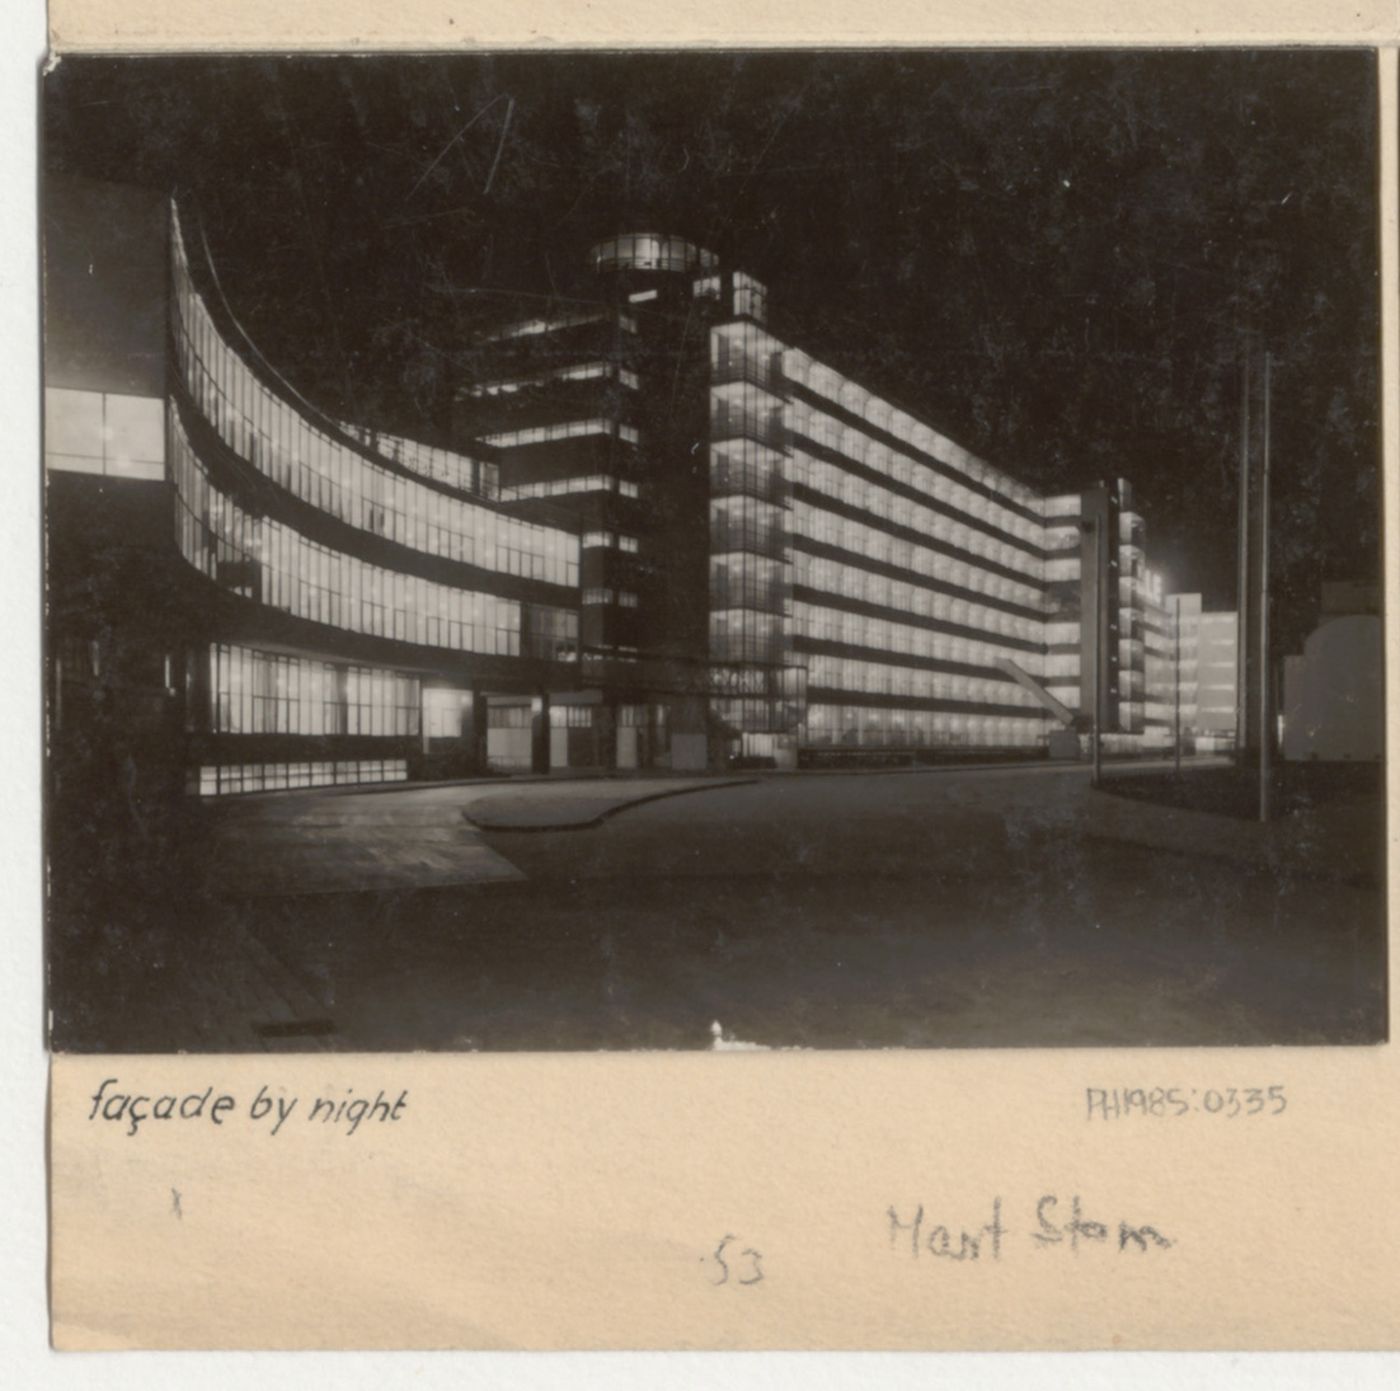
[209,642,421,737]
[171,205,578,588]
[779,350,1059,751]
[708,321,792,681]
[171,409,528,658]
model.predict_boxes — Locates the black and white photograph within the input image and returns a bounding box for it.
[42,48,1386,1055]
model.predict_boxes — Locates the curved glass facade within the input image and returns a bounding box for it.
[337,421,497,499]
[171,210,578,588]
[171,409,550,657]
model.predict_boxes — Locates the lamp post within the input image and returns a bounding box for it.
[1235,345,1251,760]
[1258,351,1272,823]
[1095,514,1106,788]
[1173,593,1182,776]
[1078,510,1105,789]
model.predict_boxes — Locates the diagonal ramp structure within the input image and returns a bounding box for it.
[993,656,1077,727]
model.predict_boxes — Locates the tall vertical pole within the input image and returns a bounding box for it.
[1092,510,1104,788]
[1235,345,1252,756]
[1173,594,1182,775]
[1258,351,1273,822]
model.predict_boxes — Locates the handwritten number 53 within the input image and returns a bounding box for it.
[710,1234,764,1286]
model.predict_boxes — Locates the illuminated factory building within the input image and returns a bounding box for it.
[44,180,1235,795]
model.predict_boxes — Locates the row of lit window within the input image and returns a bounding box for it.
[792,501,1045,612]
[690,272,768,323]
[711,553,786,581]
[710,440,788,504]
[582,531,640,553]
[711,379,785,425]
[171,217,577,588]
[710,553,788,613]
[463,360,642,399]
[712,542,792,609]
[524,604,581,660]
[709,609,786,665]
[498,475,640,502]
[711,391,785,448]
[481,307,637,342]
[590,233,718,274]
[488,703,603,731]
[786,412,1045,555]
[711,323,785,391]
[731,272,768,322]
[792,552,1042,643]
[337,422,496,499]
[779,362,1040,512]
[708,664,806,702]
[173,418,537,659]
[801,704,1047,749]
[193,759,409,797]
[789,447,1046,579]
[786,351,1042,508]
[550,705,595,729]
[1042,652,1081,679]
[209,643,422,737]
[712,697,805,734]
[582,588,640,608]
[710,494,788,561]
[805,654,1043,708]
[792,602,1045,675]
[481,417,641,449]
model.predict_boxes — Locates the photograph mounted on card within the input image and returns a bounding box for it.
[43,47,1384,1058]
[35,0,1399,1358]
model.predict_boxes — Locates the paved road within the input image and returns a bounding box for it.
[50,761,1386,1051]
[156,761,1381,1053]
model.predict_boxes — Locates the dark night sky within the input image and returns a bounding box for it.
[43,51,1381,644]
